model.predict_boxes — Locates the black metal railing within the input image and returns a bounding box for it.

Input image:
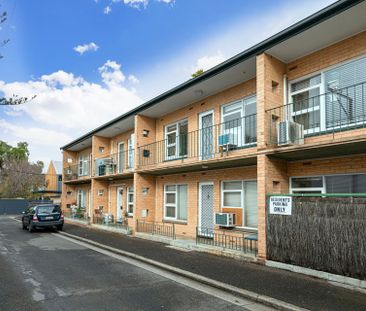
[63,208,88,221]
[63,161,91,181]
[94,149,134,177]
[136,220,176,239]
[266,81,366,146]
[92,213,131,232]
[196,227,257,255]
[138,114,256,168]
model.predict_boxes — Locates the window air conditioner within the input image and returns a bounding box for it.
[215,212,235,227]
[218,133,236,146]
[277,120,304,146]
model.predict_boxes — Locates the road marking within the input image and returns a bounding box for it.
[55,233,270,310]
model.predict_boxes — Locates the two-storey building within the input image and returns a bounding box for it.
[61,0,366,261]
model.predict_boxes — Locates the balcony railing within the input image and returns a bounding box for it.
[94,149,134,177]
[64,161,91,181]
[138,114,257,168]
[266,81,366,146]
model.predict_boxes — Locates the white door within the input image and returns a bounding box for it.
[199,111,214,160]
[116,187,123,222]
[117,142,124,173]
[198,182,214,237]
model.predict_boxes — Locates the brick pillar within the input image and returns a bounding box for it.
[256,53,287,261]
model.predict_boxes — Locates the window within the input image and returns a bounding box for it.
[78,156,89,176]
[164,184,187,221]
[97,190,104,196]
[77,189,86,208]
[290,174,366,194]
[289,56,366,133]
[221,95,257,146]
[127,187,134,216]
[290,75,321,133]
[117,142,124,173]
[221,181,257,228]
[164,120,188,160]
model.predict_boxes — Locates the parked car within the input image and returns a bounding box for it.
[22,204,64,232]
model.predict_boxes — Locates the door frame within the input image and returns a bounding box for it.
[116,186,124,221]
[198,181,214,233]
[198,110,214,160]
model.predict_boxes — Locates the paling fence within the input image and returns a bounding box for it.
[266,195,366,280]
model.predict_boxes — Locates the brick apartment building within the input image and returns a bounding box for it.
[61,0,366,262]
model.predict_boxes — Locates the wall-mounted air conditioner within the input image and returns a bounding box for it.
[277,120,304,146]
[215,212,235,227]
[218,133,236,146]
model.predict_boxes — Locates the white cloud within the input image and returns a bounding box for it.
[104,5,112,14]
[73,42,99,55]
[0,60,142,153]
[193,50,225,72]
[98,60,126,87]
[128,74,140,84]
[109,0,173,10]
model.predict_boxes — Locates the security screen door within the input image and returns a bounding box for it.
[200,111,214,160]
[199,182,214,237]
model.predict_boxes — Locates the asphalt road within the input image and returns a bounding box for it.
[0,216,269,311]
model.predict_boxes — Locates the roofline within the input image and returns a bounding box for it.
[61,0,363,150]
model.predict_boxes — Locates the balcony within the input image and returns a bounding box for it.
[138,114,257,172]
[63,161,91,182]
[266,81,366,159]
[94,149,134,178]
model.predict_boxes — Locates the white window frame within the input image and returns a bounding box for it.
[163,184,188,221]
[290,172,366,194]
[164,119,188,161]
[220,180,257,230]
[221,94,257,147]
[288,54,366,135]
[78,155,89,177]
[127,186,134,216]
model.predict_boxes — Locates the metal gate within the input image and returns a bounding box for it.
[198,183,214,237]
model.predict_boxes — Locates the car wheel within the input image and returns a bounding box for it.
[28,223,34,233]
[56,225,63,231]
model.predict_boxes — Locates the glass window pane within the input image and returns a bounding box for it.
[244,181,257,228]
[166,124,177,132]
[223,181,242,190]
[245,100,256,115]
[293,110,320,130]
[223,112,242,130]
[291,177,323,188]
[326,175,353,193]
[165,185,176,192]
[291,75,321,92]
[177,185,187,221]
[165,193,176,204]
[167,133,176,144]
[292,88,320,112]
[165,205,175,218]
[223,192,241,207]
[354,174,366,193]
[167,146,176,157]
[223,101,242,114]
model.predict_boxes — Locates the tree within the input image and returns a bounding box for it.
[191,69,204,78]
[0,6,36,105]
[0,140,44,199]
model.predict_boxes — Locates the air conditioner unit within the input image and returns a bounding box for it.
[277,120,304,146]
[218,133,236,146]
[215,212,235,227]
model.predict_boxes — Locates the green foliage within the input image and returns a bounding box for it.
[191,69,204,78]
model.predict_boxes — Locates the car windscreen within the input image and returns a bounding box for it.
[36,205,61,214]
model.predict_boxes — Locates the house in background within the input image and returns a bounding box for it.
[36,160,63,203]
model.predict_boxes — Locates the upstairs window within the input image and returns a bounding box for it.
[164,120,188,160]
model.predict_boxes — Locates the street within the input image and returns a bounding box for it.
[0,216,270,311]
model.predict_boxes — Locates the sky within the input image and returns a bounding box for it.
[0,0,336,167]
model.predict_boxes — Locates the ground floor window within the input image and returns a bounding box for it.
[127,187,134,216]
[290,173,366,194]
[164,184,187,221]
[221,180,257,229]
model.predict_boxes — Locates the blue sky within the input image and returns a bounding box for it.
[0,0,335,166]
